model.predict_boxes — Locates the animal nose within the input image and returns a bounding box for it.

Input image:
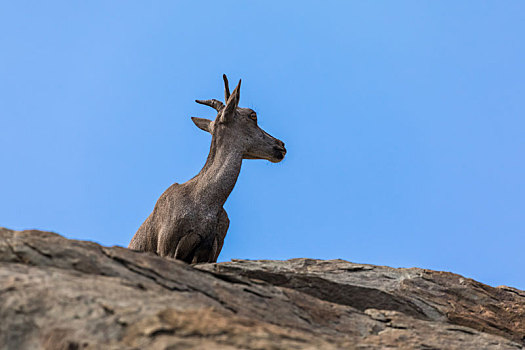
[277,140,285,149]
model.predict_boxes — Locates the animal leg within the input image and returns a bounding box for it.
[173,233,201,263]
[207,236,219,263]
[212,208,230,262]
[157,227,178,257]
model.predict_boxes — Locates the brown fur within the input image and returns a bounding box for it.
[129,75,286,263]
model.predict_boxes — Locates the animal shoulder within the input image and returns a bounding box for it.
[153,183,186,209]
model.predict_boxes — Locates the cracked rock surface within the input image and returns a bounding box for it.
[1,227,524,349]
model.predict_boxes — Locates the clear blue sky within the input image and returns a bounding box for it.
[1,2,524,289]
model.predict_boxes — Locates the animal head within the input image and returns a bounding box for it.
[191,75,286,163]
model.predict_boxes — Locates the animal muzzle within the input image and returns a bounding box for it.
[272,140,287,162]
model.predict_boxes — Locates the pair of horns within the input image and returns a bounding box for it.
[195,74,240,111]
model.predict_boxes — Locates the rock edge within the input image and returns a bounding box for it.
[1,227,523,349]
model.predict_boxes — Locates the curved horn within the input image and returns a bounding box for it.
[223,74,230,102]
[195,99,224,111]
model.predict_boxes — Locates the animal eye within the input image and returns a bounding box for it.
[250,113,257,121]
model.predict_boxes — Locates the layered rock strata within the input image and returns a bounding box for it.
[0,228,523,349]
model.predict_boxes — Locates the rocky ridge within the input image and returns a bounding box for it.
[0,227,523,349]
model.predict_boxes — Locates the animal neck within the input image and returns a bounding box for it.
[191,135,243,208]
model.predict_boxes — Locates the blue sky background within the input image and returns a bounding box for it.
[1,2,524,289]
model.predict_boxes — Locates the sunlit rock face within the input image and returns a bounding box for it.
[1,227,524,349]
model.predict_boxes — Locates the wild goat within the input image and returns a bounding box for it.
[128,75,286,263]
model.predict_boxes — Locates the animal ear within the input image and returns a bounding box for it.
[191,117,213,133]
[220,79,241,123]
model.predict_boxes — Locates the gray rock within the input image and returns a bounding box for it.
[1,227,523,349]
